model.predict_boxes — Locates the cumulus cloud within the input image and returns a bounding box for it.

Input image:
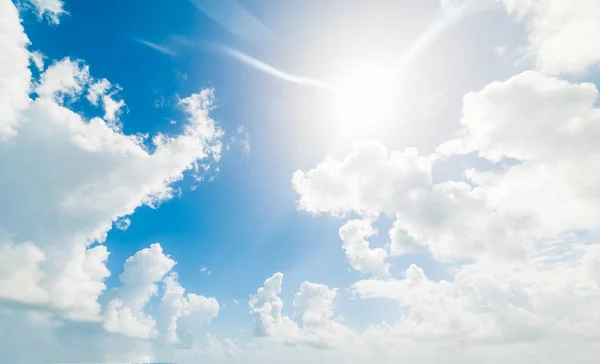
[0,0,31,139]
[502,0,600,74]
[296,71,600,265]
[249,272,289,337]
[103,244,175,338]
[4,0,600,362]
[292,141,432,217]
[295,65,600,361]
[354,239,600,344]
[0,81,222,318]
[443,71,600,237]
[292,282,337,330]
[338,219,389,276]
[0,0,223,324]
[0,239,47,304]
[249,273,355,349]
[161,272,219,346]
[34,57,91,102]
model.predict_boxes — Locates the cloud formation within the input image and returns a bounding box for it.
[3,0,600,362]
[501,0,600,74]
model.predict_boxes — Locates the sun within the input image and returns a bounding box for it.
[331,62,395,135]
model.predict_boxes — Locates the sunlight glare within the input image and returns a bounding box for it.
[332,62,395,135]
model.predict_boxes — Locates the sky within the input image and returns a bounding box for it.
[1,0,600,363]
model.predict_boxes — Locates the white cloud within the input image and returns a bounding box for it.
[0,0,31,139]
[444,71,600,237]
[4,0,600,361]
[30,50,45,71]
[104,245,219,342]
[161,273,219,346]
[249,273,356,349]
[104,299,158,339]
[292,282,337,330]
[292,141,432,217]
[103,95,126,124]
[353,239,600,344]
[502,0,600,74]
[87,78,126,125]
[0,0,223,325]
[0,239,47,304]
[115,217,131,231]
[35,57,91,102]
[338,219,389,276]
[229,125,251,154]
[103,243,175,338]
[294,63,600,359]
[249,272,290,338]
[387,216,425,256]
[86,78,111,105]
[133,38,177,56]
[297,71,600,265]
[29,0,67,25]
[0,83,221,319]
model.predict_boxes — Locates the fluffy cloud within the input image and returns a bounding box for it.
[0,0,31,139]
[103,243,176,338]
[161,272,219,346]
[115,217,131,231]
[0,243,220,363]
[444,70,600,238]
[338,219,389,276]
[0,239,47,304]
[292,141,432,217]
[249,272,292,338]
[354,240,600,344]
[30,50,45,71]
[87,78,126,125]
[294,47,600,362]
[28,0,67,24]
[297,71,600,264]
[249,273,355,349]
[0,0,223,325]
[292,282,337,329]
[502,0,600,74]
[104,245,219,341]
[35,57,90,102]
[4,0,600,361]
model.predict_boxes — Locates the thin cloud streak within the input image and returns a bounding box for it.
[190,0,270,44]
[218,45,335,90]
[392,0,493,77]
[132,38,177,56]
[184,1,487,94]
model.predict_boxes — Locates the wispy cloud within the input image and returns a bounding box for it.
[218,45,335,90]
[132,38,177,57]
[228,125,251,155]
[181,1,485,95]
[392,0,493,77]
[190,0,270,43]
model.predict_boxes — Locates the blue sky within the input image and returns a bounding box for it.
[2,0,600,363]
